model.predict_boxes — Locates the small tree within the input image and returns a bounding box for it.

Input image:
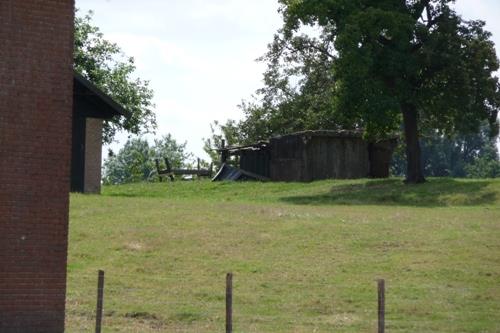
[202,120,243,168]
[74,10,157,143]
[103,135,193,184]
[103,138,154,184]
[153,134,194,169]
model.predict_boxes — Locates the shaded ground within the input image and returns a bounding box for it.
[280,178,499,207]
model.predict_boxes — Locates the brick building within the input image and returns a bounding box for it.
[0,1,74,332]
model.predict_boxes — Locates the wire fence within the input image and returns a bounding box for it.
[63,270,500,332]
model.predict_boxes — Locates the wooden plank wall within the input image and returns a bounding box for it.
[270,135,372,181]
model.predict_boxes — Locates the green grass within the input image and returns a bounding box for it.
[66,178,500,332]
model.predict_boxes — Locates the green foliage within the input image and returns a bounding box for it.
[102,138,154,184]
[74,10,156,143]
[222,0,500,182]
[154,134,194,169]
[392,124,500,178]
[103,135,193,185]
[465,153,500,178]
[284,1,499,181]
[233,26,347,144]
[202,120,242,167]
[241,29,345,138]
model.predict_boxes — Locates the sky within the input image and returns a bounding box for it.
[76,0,500,159]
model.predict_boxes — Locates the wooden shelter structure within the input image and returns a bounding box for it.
[216,130,397,182]
[71,72,126,193]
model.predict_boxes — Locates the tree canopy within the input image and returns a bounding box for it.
[232,0,500,182]
[74,10,156,143]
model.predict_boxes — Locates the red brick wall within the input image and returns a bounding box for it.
[0,1,74,332]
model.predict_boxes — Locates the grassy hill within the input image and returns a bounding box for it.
[66,178,500,332]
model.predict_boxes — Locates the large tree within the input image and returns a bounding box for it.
[74,10,156,143]
[261,0,500,183]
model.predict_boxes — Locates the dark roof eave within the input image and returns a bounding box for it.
[73,71,130,119]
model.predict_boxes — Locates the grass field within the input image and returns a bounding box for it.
[65,178,500,332]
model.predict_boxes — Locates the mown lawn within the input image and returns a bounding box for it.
[66,178,500,332]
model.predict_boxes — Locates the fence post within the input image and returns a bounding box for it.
[220,140,228,165]
[95,270,105,333]
[377,279,385,333]
[226,272,233,333]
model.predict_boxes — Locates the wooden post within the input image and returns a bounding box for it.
[197,158,200,180]
[95,270,105,333]
[220,139,228,165]
[164,157,174,181]
[226,272,233,333]
[155,159,162,182]
[377,279,385,333]
[164,157,172,173]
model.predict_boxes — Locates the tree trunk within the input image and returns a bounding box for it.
[402,104,426,183]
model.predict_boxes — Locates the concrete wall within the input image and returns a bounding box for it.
[84,118,103,194]
[0,1,74,332]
